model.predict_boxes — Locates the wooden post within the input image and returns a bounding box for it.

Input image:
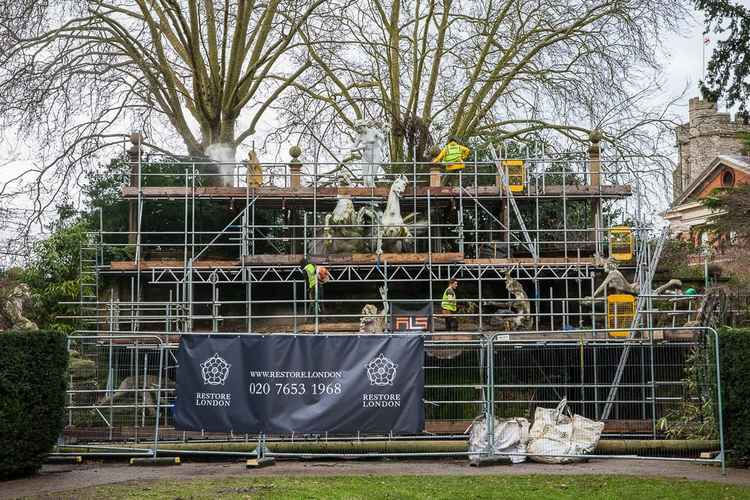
[427,146,442,187]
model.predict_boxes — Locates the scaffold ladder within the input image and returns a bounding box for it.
[489,147,538,260]
[79,236,100,318]
[600,226,669,420]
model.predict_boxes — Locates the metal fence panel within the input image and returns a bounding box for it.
[62,329,724,471]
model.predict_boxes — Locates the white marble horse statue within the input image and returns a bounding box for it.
[376,174,413,254]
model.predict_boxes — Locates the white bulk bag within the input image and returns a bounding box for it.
[468,415,530,464]
[527,398,604,464]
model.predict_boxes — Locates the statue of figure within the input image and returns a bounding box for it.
[483,271,531,331]
[0,273,38,331]
[360,286,389,333]
[376,174,413,254]
[582,255,682,303]
[341,119,385,187]
[323,197,377,254]
[321,176,418,255]
[95,375,174,415]
[246,149,262,188]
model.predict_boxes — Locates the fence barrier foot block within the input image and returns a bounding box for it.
[246,457,276,468]
[469,456,511,467]
[129,457,181,466]
[45,456,83,464]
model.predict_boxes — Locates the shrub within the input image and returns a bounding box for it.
[718,327,750,465]
[0,330,68,479]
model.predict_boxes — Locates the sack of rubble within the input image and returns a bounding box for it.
[468,415,530,464]
[527,398,604,464]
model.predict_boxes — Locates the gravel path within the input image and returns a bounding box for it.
[3,459,748,499]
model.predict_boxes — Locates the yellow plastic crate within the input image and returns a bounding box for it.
[608,226,634,262]
[607,294,635,338]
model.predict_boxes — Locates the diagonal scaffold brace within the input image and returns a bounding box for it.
[600,226,669,420]
[488,146,539,261]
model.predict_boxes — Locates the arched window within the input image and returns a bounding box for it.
[721,169,735,188]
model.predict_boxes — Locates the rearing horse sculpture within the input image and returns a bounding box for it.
[376,174,413,254]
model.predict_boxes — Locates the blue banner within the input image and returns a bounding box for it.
[174,335,424,434]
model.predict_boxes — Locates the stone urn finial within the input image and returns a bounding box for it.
[589,129,602,144]
[289,145,302,162]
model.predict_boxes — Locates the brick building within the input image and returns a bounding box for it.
[673,97,750,201]
[664,155,750,244]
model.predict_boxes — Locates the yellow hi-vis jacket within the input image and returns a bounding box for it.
[432,141,471,171]
[442,287,457,312]
[304,263,317,288]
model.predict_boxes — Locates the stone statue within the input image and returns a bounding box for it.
[0,271,37,331]
[319,175,417,255]
[246,149,262,188]
[323,197,378,254]
[341,119,385,187]
[376,174,413,254]
[96,375,174,416]
[360,286,389,333]
[582,255,682,303]
[484,271,531,331]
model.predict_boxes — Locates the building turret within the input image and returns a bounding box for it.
[674,97,750,200]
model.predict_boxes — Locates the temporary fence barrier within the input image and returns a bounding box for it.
[60,327,724,473]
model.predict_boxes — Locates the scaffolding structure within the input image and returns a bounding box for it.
[55,137,733,466]
[70,135,677,338]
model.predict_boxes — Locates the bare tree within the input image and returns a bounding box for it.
[280,0,688,168]
[0,0,332,214]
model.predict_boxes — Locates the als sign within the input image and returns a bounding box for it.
[391,303,432,332]
[175,335,424,434]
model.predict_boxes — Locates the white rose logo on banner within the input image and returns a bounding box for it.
[366,353,398,386]
[200,353,232,385]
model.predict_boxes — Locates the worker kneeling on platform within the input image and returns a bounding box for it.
[442,279,459,331]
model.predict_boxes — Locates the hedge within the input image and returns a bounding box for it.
[0,330,68,479]
[718,327,750,465]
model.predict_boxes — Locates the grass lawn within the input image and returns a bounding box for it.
[56,474,750,499]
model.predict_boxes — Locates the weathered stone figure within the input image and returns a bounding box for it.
[246,149,263,187]
[320,175,416,255]
[484,271,531,331]
[0,271,37,331]
[323,197,377,254]
[360,286,389,333]
[583,255,682,303]
[96,375,174,415]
